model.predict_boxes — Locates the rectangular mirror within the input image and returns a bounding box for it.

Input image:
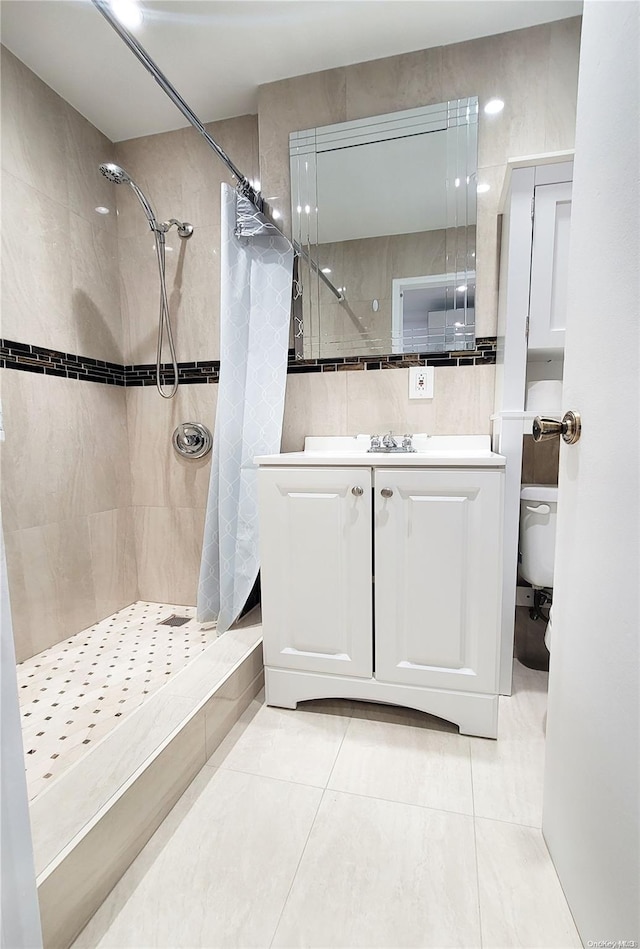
[290,97,478,359]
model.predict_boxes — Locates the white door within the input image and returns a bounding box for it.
[258,467,373,677]
[528,180,572,353]
[374,468,502,694]
[542,3,639,942]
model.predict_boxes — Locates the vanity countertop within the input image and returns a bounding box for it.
[255,435,506,468]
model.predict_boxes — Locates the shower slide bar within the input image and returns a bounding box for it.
[91,0,344,304]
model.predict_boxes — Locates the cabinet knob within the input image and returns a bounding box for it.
[351,486,364,497]
[380,488,393,498]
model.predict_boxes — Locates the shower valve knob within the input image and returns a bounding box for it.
[172,422,212,459]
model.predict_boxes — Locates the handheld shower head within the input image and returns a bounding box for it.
[99,161,159,231]
[99,162,131,185]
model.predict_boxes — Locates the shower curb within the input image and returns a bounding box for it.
[35,640,263,949]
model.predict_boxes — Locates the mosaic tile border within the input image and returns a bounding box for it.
[0,339,126,385]
[1,337,497,386]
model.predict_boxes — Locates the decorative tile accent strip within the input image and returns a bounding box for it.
[1,339,126,385]
[286,337,498,372]
[1,338,497,386]
[125,360,220,386]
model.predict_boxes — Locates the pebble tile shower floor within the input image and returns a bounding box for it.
[17,601,214,800]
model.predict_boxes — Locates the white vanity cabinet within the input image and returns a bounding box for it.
[257,441,505,738]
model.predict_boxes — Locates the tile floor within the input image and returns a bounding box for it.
[73,660,581,948]
[18,601,214,799]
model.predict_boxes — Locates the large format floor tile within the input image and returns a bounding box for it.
[72,768,322,949]
[328,715,474,815]
[271,790,481,948]
[470,663,548,827]
[211,700,351,787]
[74,661,583,949]
[476,817,581,947]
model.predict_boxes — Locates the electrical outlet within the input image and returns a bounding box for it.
[408,365,434,399]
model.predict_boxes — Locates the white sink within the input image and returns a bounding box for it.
[255,435,506,468]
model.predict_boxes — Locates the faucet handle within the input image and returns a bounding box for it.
[370,434,381,450]
[402,434,413,449]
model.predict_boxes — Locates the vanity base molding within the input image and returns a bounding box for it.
[265,666,499,739]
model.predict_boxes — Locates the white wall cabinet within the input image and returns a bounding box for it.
[258,463,504,738]
[528,180,573,353]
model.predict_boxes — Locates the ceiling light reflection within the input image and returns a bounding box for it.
[109,0,143,30]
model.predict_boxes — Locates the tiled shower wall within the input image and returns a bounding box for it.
[114,117,259,604]
[0,48,136,662]
[1,19,581,660]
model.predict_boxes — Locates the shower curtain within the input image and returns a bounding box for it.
[197,184,294,632]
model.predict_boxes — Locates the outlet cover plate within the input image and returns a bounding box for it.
[408,365,434,399]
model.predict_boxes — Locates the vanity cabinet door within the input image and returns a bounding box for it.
[258,467,373,678]
[528,180,572,353]
[374,468,503,694]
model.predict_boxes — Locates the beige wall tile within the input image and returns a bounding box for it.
[258,22,580,356]
[441,25,551,169]
[133,506,205,605]
[70,212,123,363]
[1,171,74,351]
[433,364,496,434]
[78,383,132,516]
[281,371,349,451]
[8,518,97,660]
[544,17,581,152]
[119,224,221,365]
[181,116,259,229]
[345,47,443,121]
[1,373,87,533]
[0,47,69,207]
[258,68,347,236]
[88,508,138,622]
[125,384,216,509]
[346,367,436,435]
[345,364,494,437]
[64,104,117,234]
[114,129,185,241]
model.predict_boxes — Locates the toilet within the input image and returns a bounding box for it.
[519,484,559,650]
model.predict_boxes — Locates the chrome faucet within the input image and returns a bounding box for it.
[368,432,416,452]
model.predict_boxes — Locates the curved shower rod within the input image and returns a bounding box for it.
[90,0,344,303]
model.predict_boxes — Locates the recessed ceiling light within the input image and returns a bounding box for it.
[321,268,331,274]
[304,205,311,214]
[476,183,491,194]
[484,98,505,115]
[454,178,461,188]
[94,206,110,215]
[456,285,467,292]
[109,0,143,30]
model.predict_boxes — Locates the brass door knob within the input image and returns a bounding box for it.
[532,410,581,444]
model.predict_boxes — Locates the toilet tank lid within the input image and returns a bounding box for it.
[520,484,559,502]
